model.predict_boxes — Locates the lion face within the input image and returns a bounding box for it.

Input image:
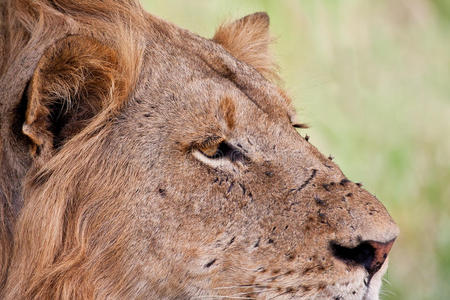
[1,2,398,299]
[122,44,398,299]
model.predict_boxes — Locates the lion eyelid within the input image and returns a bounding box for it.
[193,140,246,167]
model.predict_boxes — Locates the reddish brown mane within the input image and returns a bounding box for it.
[0,0,145,295]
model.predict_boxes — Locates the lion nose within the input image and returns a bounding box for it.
[331,239,396,278]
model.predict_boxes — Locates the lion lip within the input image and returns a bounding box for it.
[362,257,390,300]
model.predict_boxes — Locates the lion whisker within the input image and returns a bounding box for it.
[382,276,392,286]
[267,292,288,300]
[213,285,253,290]
[230,288,278,297]
[192,296,256,299]
[213,284,270,290]
[379,288,396,297]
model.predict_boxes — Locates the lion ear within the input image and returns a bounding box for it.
[22,35,124,162]
[213,12,278,81]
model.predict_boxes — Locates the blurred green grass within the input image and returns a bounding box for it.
[142,1,450,299]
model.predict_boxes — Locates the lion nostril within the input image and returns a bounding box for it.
[330,239,395,278]
[331,242,374,272]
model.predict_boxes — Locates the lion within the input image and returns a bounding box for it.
[0,1,399,299]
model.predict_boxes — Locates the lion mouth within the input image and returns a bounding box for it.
[362,259,390,300]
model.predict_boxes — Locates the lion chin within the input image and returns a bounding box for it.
[0,1,398,299]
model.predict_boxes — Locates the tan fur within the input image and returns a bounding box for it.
[0,1,398,299]
[213,12,279,81]
[219,97,236,130]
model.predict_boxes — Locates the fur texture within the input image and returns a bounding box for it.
[0,1,399,299]
[213,12,279,81]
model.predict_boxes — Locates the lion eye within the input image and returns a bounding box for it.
[199,141,234,160]
[196,140,245,163]
[199,142,221,158]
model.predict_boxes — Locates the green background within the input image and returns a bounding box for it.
[142,1,450,299]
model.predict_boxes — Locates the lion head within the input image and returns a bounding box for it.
[0,1,398,299]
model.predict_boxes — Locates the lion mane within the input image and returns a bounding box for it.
[1,1,146,297]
